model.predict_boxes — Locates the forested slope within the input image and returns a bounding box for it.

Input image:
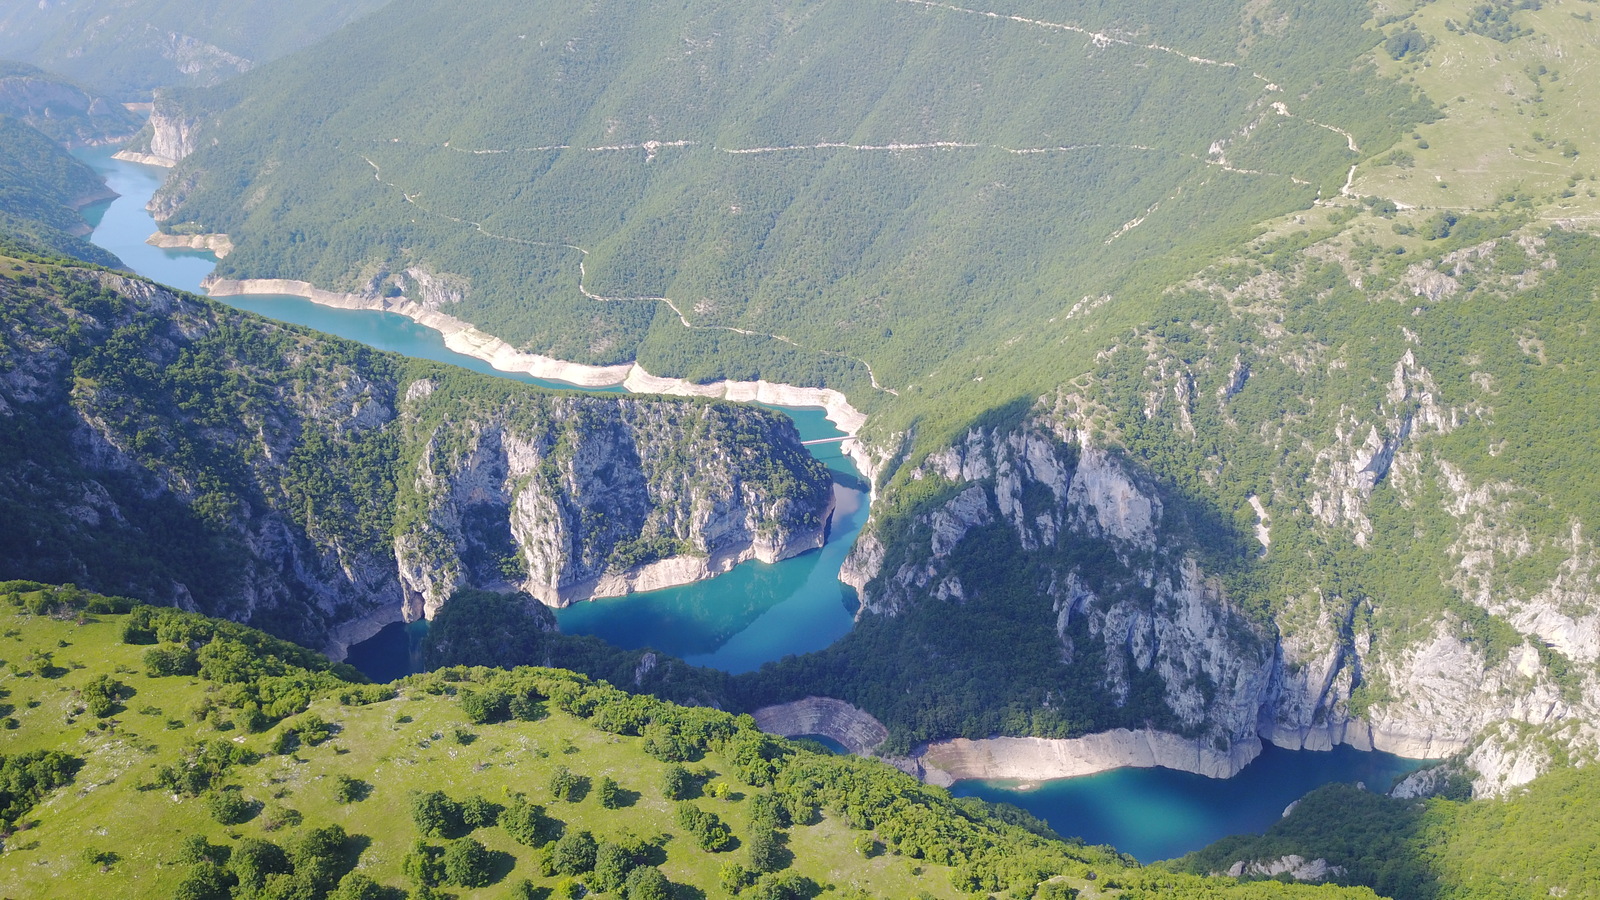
[150,0,1429,427]
[0,113,123,267]
[0,253,831,653]
[0,585,1391,900]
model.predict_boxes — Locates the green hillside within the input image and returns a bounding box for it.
[0,0,393,99]
[0,585,1382,900]
[153,0,1430,433]
[0,114,123,267]
[1170,764,1600,899]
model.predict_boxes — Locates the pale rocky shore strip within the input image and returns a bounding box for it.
[751,697,1450,786]
[907,730,1264,786]
[200,275,872,449]
[146,231,234,256]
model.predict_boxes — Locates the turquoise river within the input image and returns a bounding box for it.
[77,147,1425,862]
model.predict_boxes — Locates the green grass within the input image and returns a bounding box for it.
[1357,0,1600,214]
[0,592,1392,900]
[0,607,963,898]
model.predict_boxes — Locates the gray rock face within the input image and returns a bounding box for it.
[845,412,1277,752]
[0,265,832,658]
[392,386,833,616]
[848,385,1600,793]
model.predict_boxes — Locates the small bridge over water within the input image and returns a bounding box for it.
[800,436,851,446]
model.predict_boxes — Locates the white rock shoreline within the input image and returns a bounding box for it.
[199,276,873,470]
[750,697,1444,786]
[147,231,234,256]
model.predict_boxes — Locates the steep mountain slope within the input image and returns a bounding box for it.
[0,0,392,99]
[147,0,1428,420]
[0,114,123,267]
[0,588,1384,900]
[0,254,832,655]
[0,61,141,147]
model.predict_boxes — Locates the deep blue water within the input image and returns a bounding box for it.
[951,743,1424,863]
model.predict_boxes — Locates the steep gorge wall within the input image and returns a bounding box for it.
[0,262,833,658]
[841,387,1600,792]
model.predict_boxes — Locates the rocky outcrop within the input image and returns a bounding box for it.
[0,262,833,659]
[114,106,202,167]
[391,389,833,616]
[751,698,889,756]
[201,275,869,435]
[146,231,233,257]
[1224,856,1345,882]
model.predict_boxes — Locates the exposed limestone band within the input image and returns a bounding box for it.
[750,696,1454,786]
[200,275,872,460]
[751,697,890,756]
[146,232,234,257]
[112,150,172,167]
[908,730,1264,786]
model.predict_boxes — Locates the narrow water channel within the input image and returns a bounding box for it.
[76,146,864,676]
[78,146,1427,863]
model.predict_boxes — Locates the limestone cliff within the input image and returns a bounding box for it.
[0,258,832,658]
[114,102,202,168]
[840,225,1600,795]
[0,64,141,147]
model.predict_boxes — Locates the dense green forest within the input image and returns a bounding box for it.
[0,585,1390,900]
[154,0,1432,442]
[0,113,123,267]
[0,0,393,98]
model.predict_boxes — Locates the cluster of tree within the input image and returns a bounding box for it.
[0,750,81,834]
[170,826,367,900]
[125,605,364,730]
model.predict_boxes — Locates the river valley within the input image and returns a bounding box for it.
[78,146,1426,863]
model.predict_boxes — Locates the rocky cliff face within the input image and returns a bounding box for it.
[392,384,832,617]
[844,225,1600,796]
[114,103,202,168]
[0,259,832,657]
[846,380,1600,794]
[845,411,1279,757]
[0,66,141,147]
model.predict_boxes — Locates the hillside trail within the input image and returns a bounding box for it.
[360,156,900,396]
[344,0,1393,396]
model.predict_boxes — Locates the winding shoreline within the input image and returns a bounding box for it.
[200,275,876,478]
[750,697,1442,786]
